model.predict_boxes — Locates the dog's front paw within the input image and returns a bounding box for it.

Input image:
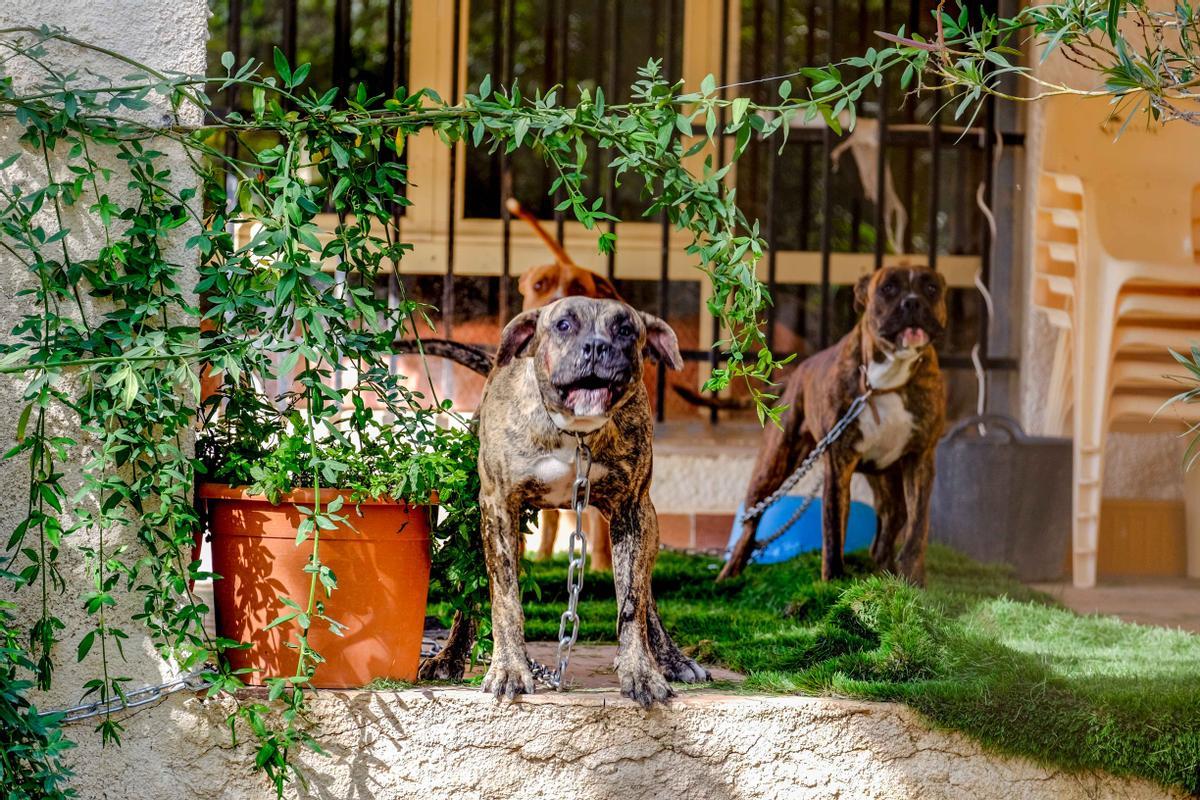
[481,657,534,700]
[660,654,711,684]
[618,659,674,708]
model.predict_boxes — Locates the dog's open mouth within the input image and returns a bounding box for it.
[557,375,619,416]
[899,327,930,349]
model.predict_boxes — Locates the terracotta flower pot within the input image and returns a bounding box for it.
[198,483,431,688]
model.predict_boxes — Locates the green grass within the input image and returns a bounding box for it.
[429,545,1200,793]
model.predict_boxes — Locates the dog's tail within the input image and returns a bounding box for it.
[506,197,573,265]
[393,338,494,376]
[671,384,754,411]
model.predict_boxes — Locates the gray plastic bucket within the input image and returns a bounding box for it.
[930,414,1071,582]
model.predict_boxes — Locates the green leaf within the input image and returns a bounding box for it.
[273,47,292,85]
[15,404,32,443]
[220,51,234,71]
[1106,0,1122,43]
[77,630,95,661]
[731,97,750,126]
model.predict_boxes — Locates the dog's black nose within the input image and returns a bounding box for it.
[582,337,612,359]
[901,296,919,313]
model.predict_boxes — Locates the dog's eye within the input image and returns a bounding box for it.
[555,318,572,333]
[881,282,899,298]
[534,280,546,292]
[924,282,939,297]
[617,323,634,337]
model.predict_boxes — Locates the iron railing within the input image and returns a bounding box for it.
[209,0,1024,424]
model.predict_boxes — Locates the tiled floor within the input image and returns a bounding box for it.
[1030,577,1200,632]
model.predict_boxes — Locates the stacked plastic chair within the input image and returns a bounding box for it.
[1033,97,1200,587]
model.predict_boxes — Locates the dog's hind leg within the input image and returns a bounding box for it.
[535,509,559,559]
[894,449,936,586]
[418,610,477,681]
[607,492,673,707]
[718,383,814,581]
[867,470,906,572]
[588,510,613,571]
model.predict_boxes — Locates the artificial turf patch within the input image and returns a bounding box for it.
[431,544,1200,793]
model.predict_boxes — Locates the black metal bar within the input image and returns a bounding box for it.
[818,0,837,349]
[397,0,409,90]
[334,0,351,93]
[386,0,397,89]
[604,0,620,282]
[800,0,818,248]
[748,0,764,208]
[554,0,568,245]
[764,0,783,352]
[226,0,242,112]
[872,0,890,270]
[656,0,675,423]
[928,86,942,270]
[443,0,462,339]
[283,0,297,65]
[710,0,731,424]
[498,0,513,324]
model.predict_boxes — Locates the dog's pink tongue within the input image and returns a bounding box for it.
[901,327,929,348]
[567,387,612,416]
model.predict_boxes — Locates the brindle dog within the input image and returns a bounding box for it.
[474,296,710,706]
[721,265,948,585]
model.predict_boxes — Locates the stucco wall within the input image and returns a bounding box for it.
[0,0,209,723]
[60,687,1179,800]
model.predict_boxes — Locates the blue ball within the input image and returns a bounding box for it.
[726,498,877,564]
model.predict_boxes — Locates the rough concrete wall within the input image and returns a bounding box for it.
[0,0,209,719]
[63,687,1179,800]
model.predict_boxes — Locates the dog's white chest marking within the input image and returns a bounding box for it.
[864,348,920,391]
[856,351,919,468]
[531,444,607,507]
[856,393,913,468]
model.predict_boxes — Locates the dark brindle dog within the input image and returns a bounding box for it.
[720,265,947,584]
[474,296,710,706]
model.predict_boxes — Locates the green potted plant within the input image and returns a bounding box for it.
[195,385,479,688]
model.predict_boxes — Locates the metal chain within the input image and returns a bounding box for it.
[739,388,876,551]
[42,667,215,725]
[528,434,590,689]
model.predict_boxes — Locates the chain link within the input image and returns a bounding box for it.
[42,667,216,725]
[739,388,876,551]
[528,434,590,689]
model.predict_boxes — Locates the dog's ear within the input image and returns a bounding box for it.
[853,273,873,313]
[591,273,621,301]
[496,309,540,367]
[639,313,683,371]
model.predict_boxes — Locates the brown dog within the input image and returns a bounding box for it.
[720,266,947,584]
[476,296,710,705]
[508,198,621,309]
